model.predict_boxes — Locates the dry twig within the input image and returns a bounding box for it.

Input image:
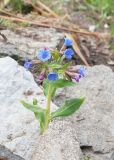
[0,32,7,42]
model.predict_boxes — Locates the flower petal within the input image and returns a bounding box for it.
[37,48,51,62]
[48,72,58,81]
[64,38,73,46]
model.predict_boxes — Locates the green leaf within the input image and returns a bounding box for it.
[20,100,39,113]
[20,100,46,134]
[49,63,62,69]
[58,62,71,74]
[43,79,57,97]
[34,108,46,134]
[51,98,85,119]
[43,79,49,96]
[51,50,60,60]
[33,98,38,105]
[43,79,75,97]
[52,79,76,88]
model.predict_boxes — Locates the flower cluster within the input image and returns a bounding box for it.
[63,38,74,60]
[22,37,85,134]
[23,38,86,83]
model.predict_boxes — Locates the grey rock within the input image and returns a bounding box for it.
[0,43,26,60]
[0,57,82,160]
[0,28,64,60]
[0,145,24,160]
[54,65,114,160]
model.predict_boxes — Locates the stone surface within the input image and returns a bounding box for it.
[0,145,24,160]
[54,65,114,160]
[0,27,64,60]
[0,57,82,160]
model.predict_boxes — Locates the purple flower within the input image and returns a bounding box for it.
[64,38,73,46]
[77,66,85,77]
[64,48,74,60]
[37,48,51,62]
[24,60,32,69]
[72,74,81,82]
[48,72,58,81]
[38,73,45,81]
[43,47,49,51]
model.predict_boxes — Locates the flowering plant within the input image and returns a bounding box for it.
[21,38,85,134]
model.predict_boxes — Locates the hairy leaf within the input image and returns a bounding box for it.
[58,62,71,74]
[49,63,62,69]
[33,98,38,105]
[52,79,76,88]
[51,98,85,118]
[43,79,75,97]
[21,100,46,134]
[21,100,39,113]
[34,109,46,134]
[51,50,60,60]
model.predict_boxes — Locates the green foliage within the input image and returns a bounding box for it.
[43,79,76,97]
[58,62,72,74]
[2,0,33,14]
[34,109,46,134]
[85,0,114,18]
[82,157,94,160]
[110,25,114,35]
[9,0,24,12]
[43,79,56,97]
[21,100,46,134]
[51,98,84,119]
[20,100,39,113]
[33,98,38,105]
[0,18,15,28]
[51,50,60,61]
[52,79,76,88]
[48,63,62,69]
[0,18,29,29]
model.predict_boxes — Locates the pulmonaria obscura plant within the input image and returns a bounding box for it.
[21,37,85,134]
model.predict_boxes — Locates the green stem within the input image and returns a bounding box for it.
[60,55,65,64]
[45,82,52,130]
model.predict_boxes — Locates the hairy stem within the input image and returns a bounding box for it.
[45,82,52,130]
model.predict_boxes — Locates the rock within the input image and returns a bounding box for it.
[0,145,24,160]
[71,12,95,29]
[0,57,82,160]
[54,65,114,160]
[107,59,114,65]
[0,28,64,60]
[0,43,26,60]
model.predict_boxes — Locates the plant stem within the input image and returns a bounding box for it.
[45,82,52,130]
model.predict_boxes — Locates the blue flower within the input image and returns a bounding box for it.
[24,60,32,69]
[64,38,73,46]
[37,48,51,62]
[77,66,85,77]
[48,72,58,81]
[64,48,74,60]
